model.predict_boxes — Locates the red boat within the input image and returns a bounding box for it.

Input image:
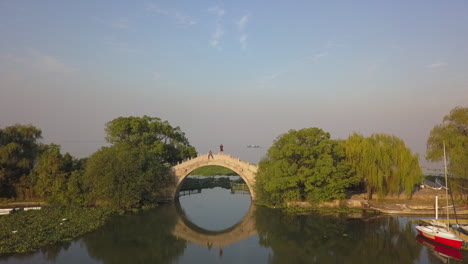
[415,224,463,249]
[416,235,463,261]
[414,143,464,250]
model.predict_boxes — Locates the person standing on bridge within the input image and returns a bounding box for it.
[208,150,214,159]
[219,144,224,154]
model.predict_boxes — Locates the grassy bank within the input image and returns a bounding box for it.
[0,207,113,255]
[255,201,380,216]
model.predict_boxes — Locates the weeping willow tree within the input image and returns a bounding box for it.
[345,133,422,200]
[344,134,377,200]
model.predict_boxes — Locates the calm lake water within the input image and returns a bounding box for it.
[1,177,467,264]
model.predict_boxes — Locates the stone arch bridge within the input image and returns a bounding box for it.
[166,154,258,200]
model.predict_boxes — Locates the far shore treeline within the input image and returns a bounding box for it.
[1,106,468,210]
[255,106,468,207]
[255,129,422,207]
[0,116,197,210]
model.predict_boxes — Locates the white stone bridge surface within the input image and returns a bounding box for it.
[172,204,257,249]
[170,153,258,200]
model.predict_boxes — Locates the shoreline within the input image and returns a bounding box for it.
[368,204,468,216]
[0,202,47,210]
[286,188,468,216]
[285,202,468,216]
[2,188,467,216]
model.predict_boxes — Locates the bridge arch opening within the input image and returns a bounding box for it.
[171,154,257,200]
[178,167,246,196]
[176,166,250,198]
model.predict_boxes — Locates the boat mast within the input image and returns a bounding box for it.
[443,142,450,226]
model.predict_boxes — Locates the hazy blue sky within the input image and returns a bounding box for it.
[1,1,467,170]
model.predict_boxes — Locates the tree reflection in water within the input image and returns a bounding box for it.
[254,207,467,264]
[2,204,468,264]
[82,205,186,264]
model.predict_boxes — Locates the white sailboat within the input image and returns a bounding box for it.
[415,143,463,249]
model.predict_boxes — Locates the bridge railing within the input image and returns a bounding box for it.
[175,153,257,169]
[178,189,202,197]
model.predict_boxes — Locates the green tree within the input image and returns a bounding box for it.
[343,133,375,199]
[255,128,357,207]
[345,133,422,199]
[82,115,197,209]
[427,106,468,178]
[83,143,171,209]
[30,144,87,206]
[32,144,69,205]
[66,170,86,206]
[105,116,197,165]
[0,124,42,197]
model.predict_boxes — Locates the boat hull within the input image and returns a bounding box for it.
[416,235,463,260]
[415,225,463,249]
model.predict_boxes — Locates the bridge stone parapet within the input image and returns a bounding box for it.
[168,154,258,200]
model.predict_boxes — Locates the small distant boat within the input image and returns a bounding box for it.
[247,145,260,148]
[421,179,445,190]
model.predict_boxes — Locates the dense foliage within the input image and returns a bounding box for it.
[0,125,42,198]
[105,115,197,165]
[255,128,357,207]
[1,116,197,210]
[190,165,238,176]
[83,116,197,209]
[83,143,170,209]
[344,133,422,199]
[0,116,197,254]
[0,125,86,204]
[32,144,86,206]
[0,207,112,254]
[427,106,468,179]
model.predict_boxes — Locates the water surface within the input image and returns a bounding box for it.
[1,185,467,264]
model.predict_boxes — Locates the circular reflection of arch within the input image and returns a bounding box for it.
[172,201,257,249]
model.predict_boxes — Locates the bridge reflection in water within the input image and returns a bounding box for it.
[172,201,257,252]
